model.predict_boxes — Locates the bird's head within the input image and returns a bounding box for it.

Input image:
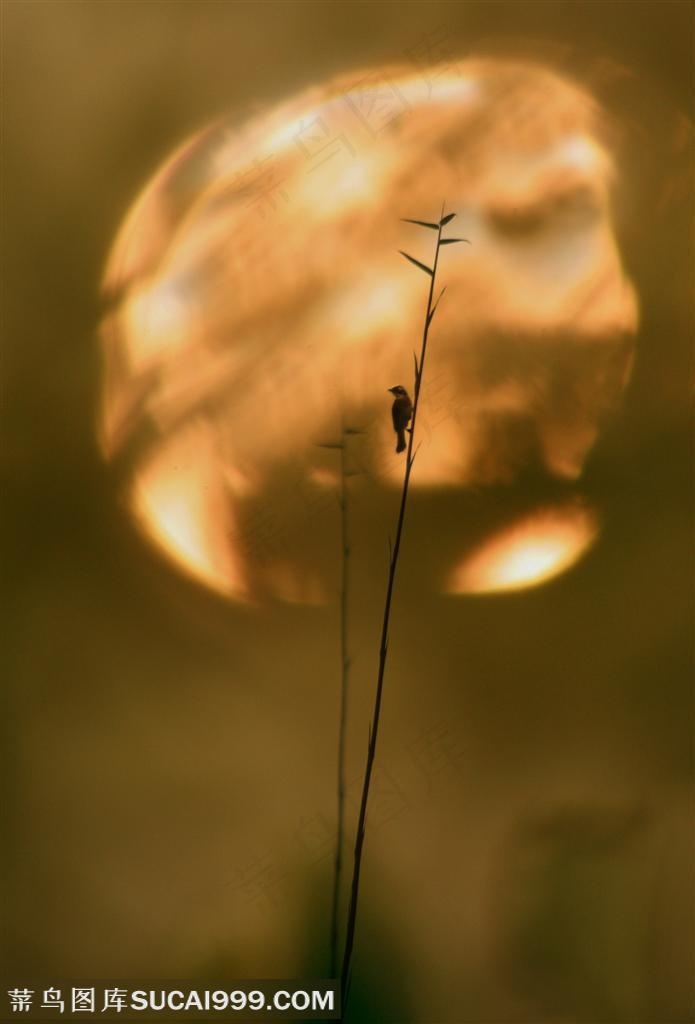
[388,385,408,397]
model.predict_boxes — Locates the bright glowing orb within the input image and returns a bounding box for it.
[99,58,636,602]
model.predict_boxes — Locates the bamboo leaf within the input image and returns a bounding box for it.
[440,237,470,245]
[401,217,439,230]
[440,212,456,225]
[428,285,447,324]
[399,250,433,276]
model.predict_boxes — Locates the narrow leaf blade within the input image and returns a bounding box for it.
[428,285,447,323]
[440,212,456,225]
[399,250,433,276]
[401,217,439,230]
[440,237,470,245]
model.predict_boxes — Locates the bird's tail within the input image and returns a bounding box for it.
[395,430,406,454]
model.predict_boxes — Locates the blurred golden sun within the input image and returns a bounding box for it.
[100,59,636,601]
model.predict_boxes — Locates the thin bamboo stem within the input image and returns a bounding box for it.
[339,205,447,1010]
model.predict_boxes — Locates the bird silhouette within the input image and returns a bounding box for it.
[388,385,413,453]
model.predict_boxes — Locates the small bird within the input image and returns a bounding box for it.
[388,385,413,453]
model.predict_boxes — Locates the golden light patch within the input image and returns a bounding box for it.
[446,505,599,594]
[130,424,249,600]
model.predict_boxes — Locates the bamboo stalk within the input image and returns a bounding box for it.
[339,204,463,1011]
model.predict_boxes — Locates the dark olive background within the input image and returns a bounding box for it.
[3,3,693,1022]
